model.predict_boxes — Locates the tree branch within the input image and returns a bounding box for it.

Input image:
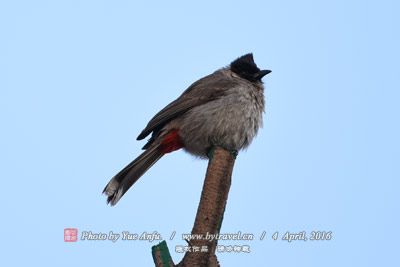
[152,146,236,267]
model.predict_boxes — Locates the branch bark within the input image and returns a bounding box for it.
[152,147,236,267]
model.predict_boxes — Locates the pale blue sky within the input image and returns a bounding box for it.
[1,0,399,266]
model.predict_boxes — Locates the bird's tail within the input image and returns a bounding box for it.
[103,145,163,206]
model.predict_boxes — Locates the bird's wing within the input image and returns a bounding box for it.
[137,71,236,140]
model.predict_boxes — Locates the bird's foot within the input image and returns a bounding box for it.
[207,146,238,159]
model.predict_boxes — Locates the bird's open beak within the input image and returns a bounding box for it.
[255,70,271,80]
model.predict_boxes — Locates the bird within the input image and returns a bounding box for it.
[103,53,271,205]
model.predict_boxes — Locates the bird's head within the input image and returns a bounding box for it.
[230,53,271,82]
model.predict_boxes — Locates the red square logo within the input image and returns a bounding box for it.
[64,228,78,242]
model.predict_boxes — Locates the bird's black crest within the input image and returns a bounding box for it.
[230,53,261,81]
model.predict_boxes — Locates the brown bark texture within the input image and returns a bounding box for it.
[152,147,236,267]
